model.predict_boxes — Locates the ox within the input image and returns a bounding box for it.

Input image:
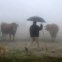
[1,22,18,40]
[45,24,59,41]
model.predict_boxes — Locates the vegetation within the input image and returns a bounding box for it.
[0,49,62,62]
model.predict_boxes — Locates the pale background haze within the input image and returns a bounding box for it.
[0,0,62,41]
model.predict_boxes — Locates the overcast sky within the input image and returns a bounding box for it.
[0,0,62,40]
[0,0,62,26]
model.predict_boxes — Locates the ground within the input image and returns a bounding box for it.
[0,40,62,57]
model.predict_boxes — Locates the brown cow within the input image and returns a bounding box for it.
[1,22,18,40]
[45,24,59,41]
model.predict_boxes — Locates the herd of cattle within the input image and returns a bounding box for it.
[0,22,59,41]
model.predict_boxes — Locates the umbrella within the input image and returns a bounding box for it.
[27,16,47,51]
[27,16,46,23]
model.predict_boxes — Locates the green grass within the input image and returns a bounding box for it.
[0,49,62,62]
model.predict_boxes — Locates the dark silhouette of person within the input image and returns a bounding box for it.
[28,21,43,48]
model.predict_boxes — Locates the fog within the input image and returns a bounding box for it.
[0,0,62,41]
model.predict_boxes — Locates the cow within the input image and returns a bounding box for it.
[45,24,59,41]
[1,22,18,40]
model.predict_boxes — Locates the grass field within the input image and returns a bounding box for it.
[0,41,62,62]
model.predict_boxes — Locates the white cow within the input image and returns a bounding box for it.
[45,24,59,41]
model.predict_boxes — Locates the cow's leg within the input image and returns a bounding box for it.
[51,37,55,42]
[52,37,54,42]
[9,34,11,40]
[50,33,54,42]
[2,33,6,40]
[2,33,4,40]
[50,34,52,42]
[13,34,15,40]
[4,34,6,40]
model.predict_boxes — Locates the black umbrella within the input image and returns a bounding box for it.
[27,16,47,51]
[27,16,46,23]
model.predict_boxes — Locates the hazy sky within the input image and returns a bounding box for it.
[0,0,62,25]
[0,0,62,40]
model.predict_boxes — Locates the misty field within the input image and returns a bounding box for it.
[0,41,62,62]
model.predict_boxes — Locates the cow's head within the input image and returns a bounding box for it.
[11,23,19,32]
[45,24,51,31]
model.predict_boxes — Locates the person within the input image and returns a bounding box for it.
[28,21,43,48]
